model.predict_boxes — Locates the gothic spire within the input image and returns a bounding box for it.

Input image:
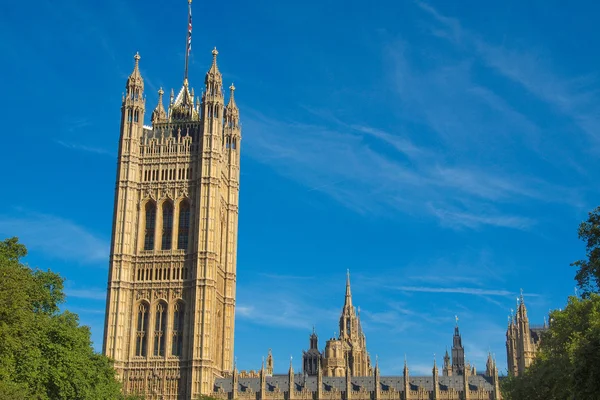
[126,52,144,90]
[208,47,221,75]
[517,289,529,322]
[227,83,238,110]
[344,269,353,308]
[486,352,494,376]
[151,87,167,123]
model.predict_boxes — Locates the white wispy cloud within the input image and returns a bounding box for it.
[430,206,534,230]
[55,140,115,157]
[236,298,338,330]
[244,107,575,230]
[0,209,109,265]
[66,288,107,301]
[389,286,536,297]
[415,0,600,146]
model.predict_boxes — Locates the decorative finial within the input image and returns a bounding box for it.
[455,315,459,325]
[188,0,192,3]
[134,52,140,63]
[230,83,236,93]
[212,47,219,57]
[158,87,164,97]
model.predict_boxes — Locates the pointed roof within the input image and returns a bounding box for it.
[174,79,194,107]
[170,79,199,121]
[227,83,238,109]
[151,87,167,123]
[517,289,529,321]
[344,269,353,308]
[126,52,144,90]
[208,47,221,76]
[204,47,223,89]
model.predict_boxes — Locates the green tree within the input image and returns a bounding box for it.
[501,295,600,400]
[572,206,600,296]
[0,237,139,399]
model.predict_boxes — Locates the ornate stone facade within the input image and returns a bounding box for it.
[212,276,502,400]
[505,293,548,377]
[102,33,241,398]
[320,272,372,377]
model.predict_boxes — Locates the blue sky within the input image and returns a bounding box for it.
[1,0,599,377]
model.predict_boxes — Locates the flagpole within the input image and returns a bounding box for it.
[184,0,192,83]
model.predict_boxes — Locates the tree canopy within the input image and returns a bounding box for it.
[0,237,134,399]
[502,206,600,399]
[501,294,600,400]
[572,205,600,296]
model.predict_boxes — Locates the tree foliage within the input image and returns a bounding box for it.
[502,207,600,399]
[572,205,600,296]
[501,295,600,400]
[0,237,137,399]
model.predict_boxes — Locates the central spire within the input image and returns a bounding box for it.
[345,269,353,308]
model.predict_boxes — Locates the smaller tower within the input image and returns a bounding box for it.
[373,356,380,400]
[442,349,451,376]
[316,355,323,399]
[232,360,238,399]
[492,356,501,400]
[506,311,518,376]
[463,362,471,400]
[288,357,295,400]
[485,353,494,377]
[266,349,274,377]
[403,356,409,396]
[303,328,322,376]
[260,358,266,394]
[451,317,465,375]
[432,357,440,400]
[151,87,167,124]
[345,358,352,400]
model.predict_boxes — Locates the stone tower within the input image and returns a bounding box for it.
[102,4,241,397]
[302,328,321,376]
[322,271,372,377]
[450,320,465,375]
[506,292,546,376]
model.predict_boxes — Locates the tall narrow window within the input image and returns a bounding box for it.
[162,202,174,250]
[144,202,156,251]
[154,302,167,356]
[172,302,185,356]
[135,303,149,356]
[177,201,190,250]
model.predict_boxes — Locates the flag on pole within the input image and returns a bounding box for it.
[184,1,192,81]
[187,5,192,56]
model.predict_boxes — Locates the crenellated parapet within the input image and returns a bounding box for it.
[212,373,500,400]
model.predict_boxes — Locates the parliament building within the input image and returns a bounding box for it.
[102,3,503,399]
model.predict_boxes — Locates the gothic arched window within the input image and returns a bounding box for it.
[172,302,185,356]
[177,201,190,250]
[161,202,174,250]
[153,302,167,356]
[135,302,149,356]
[144,202,156,251]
